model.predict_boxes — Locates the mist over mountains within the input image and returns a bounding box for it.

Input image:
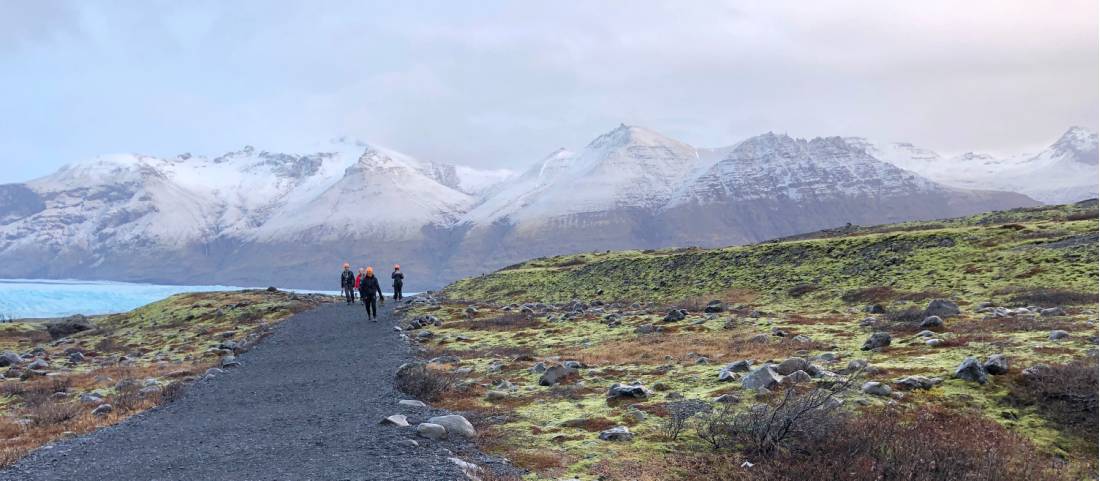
[1,125,1093,290]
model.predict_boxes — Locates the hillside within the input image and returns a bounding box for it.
[399,201,1100,480]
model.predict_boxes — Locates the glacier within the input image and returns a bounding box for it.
[0,279,336,319]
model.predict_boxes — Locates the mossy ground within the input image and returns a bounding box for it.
[0,289,325,466]
[409,202,1098,480]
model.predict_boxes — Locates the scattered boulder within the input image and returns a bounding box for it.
[46,314,94,340]
[861,332,892,351]
[398,399,427,409]
[861,381,892,397]
[924,299,960,318]
[725,360,753,372]
[79,393,104,405]
[925,338,945,347]
[954,357,988,384]
[0,352,22,367]
[741,365,782,390]
[539,364,578,386]
[634,324,661,334]
[915,330,936,338]
[381,414,410,427]
[1040,307,1066,317]
[782,370,812,385]
[865,304,886,314]
[1049,330,1070,341]
[27,358,49,370]
[703,301,725,313]
[775,357,810,376]
[220,355,241,368]
[714,393,740,404]
[983,355,1009,375]
[607,383,650,399]
[663,309,688,322]
[919,316,944,329]
[91,404,113,417]
[894,375,940,390]
[598,426,634,442]
[427,415,476,439]
[416,423,447,440]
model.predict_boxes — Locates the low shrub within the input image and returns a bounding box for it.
[393,362,459,402]
[840,286,896,303]
[674,404,1082,481]
[1000,287,1095,307]
[786,283,819,298]
[1009,359,1099,439]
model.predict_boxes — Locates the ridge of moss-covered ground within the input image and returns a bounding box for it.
[0,289,326,466]
[405,202,1098,480]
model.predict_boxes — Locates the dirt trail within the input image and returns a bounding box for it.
[0,301,474,481]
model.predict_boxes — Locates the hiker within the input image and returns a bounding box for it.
[354,267,364,300]
[359,266,384,321]
[340,263,355,304]
[391,264,404,301]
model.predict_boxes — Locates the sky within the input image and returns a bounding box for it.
[1,0,1097,183]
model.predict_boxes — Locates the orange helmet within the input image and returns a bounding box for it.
[366,266,374,275]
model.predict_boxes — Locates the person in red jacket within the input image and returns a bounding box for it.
[354,267,363,301]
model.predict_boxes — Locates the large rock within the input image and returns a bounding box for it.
[983,355,1009,375]
[0,352,22,367]
[381,414,410,427]
[1040,307,1066,317]
[46,315,94,340]
[775,357,810,376]
[662,309,688,322]
[861,381,892,397]
[861,332,892,351]
[1049,330,1070,341]
[607,383,650,399]
[924,299,960,318]
[26,358,49,370]
[427,415,477,439]
[741,365,782,390]
[538,364,577,386]
[954,357,988,384]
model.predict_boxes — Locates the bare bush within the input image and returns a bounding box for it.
[1010,359,1099,439]
[674,404,1084,481]
[394,362,459,402]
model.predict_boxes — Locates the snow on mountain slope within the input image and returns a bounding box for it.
[250,147,474,242]
[466,124,701,225]
[846,127,1099,203]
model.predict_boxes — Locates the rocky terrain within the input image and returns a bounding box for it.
[395,201,1098,480]
[0,124,1080,290]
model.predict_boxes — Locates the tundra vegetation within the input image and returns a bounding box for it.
[0,289,324,466]
[399,201,1098,480]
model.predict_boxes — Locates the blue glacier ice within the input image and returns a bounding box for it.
[0,279,337,320]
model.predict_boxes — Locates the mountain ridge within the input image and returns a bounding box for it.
[2,124,1090,289]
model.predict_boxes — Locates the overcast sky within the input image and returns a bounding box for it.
[1,0,1096,183]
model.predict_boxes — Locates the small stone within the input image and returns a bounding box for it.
[382,414,410,427]
[714,393,740,404]
[398,399,427,409]
[861,332,892,351]
[598,426,634,441]
[91,404,113,417]
[919,316,944,329]
[607,383,650,399]
[416,423,447,440]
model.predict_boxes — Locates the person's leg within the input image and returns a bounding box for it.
[368,297,377,319]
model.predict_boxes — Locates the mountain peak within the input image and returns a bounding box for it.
[1052,126,1099,162]
[585,124,683,150]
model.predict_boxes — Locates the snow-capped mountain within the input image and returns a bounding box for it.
[846,127,1099,204]
[0,124,1074,289]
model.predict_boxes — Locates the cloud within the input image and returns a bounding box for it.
[0,0,1096,183]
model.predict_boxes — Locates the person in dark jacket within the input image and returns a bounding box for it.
[359,266,384,321]
[340,263,355,304]
[391,264,404,301]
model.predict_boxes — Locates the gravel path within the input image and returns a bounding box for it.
[0,301,474,481]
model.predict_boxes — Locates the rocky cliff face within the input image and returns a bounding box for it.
[0,126,1067,289]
